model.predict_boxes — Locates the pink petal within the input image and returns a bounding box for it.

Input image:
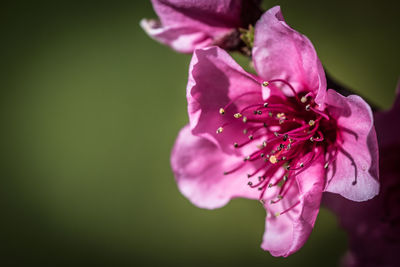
[261,149,325,257]
[171,125,259,209]
[140,19,212,53]
[252,6,326,105]
[324,89,379,201]
[187,46,263,154]
[142,0,242,53]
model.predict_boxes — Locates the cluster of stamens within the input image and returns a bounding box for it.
[216,79,339,216]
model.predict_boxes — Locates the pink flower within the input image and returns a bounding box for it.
[140,0,261,53]
[171,6,379,257]
[324,83,400,267]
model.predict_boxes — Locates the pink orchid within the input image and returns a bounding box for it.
[171,6,379,257]
[324,83,400,267]
[141,0,261,53]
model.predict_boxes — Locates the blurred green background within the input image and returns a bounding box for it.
[0,0,399,266]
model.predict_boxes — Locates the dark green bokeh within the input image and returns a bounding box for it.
[0,1,398,266]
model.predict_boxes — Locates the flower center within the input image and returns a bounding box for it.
[217,79,338,214]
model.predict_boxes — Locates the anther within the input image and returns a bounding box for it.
[243,129,247,134]
[233,142,238,148]
[309,137,314,142]
[234,113,242,119]
[248,135,254,140]
[262,141,267,147]
[262,81,269,87]
[274,212,280,217]
[247,174,251,178]
[248,182,253,186]
[269,111,273,117]
[300,163,304,167]
[260,153,265,158]
[274,132,279,137]
[269,155,278,164]
[305,104,311,111]
[281,156,286,160]
[308,120,315,126]
[216,127,223,134]
[324,163,329,169]
[263,102,269,108]
[243,116,248,123]
[219,108,225,115]
[283,175,288,181]
[277,113,285,118]
[301,96,307,103]
[263,122,268,128]
[257,110,262,115]
[283,134,288,141]
[244,156,250,161]
[286,144,291,150]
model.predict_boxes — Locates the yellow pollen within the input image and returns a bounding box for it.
[234,113,242,118]
[262,81,269,87]
[274,212,280,217]
[301,96,307,103]
[216,127,223,134]
[276,113,285,119]
[308,120,315,126]
[269,155,278,164]
[219,108,225,115]
[243,116,247,123]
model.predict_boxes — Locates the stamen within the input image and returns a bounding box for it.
[269,155,278,164]
[277,200,301,216]
[310,106,330,120]
[218,76,336,219]
[276,113,285,119]
[222,91,260,111]
[267,79,299,101]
